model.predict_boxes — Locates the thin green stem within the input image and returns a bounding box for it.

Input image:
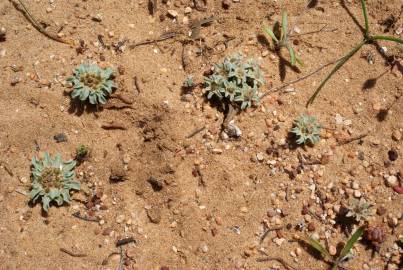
[371,35,403,44]
[360,0,370,36]
[306,40,367,107]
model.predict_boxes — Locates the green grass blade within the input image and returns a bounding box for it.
[281,10,288,40]
[295,54,304,66]
[287,45,296,66]
[339,226,365,261]
[360,0,369,36]
[263,27,279,44]
[306,40,366,106]
[305,235,331,258]
[372,35,403,44]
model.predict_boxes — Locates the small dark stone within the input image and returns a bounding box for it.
[307,222,316,231]
[160,267,170,270]
[388,149,398,161]
[376,206,387,216]
[54,133,68,143]
[148,176,163,192]
[222,0,230,9]
[10,76,21,86]
[302,205,309,215]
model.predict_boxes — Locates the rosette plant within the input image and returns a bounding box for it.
[67,63,115,104]
[30,152,80,212]
[291,114,322,145]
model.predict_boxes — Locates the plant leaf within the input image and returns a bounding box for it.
[281,10,288,41]
[338,226,365,261]
[360,0,369,35]
[306,40,366,106]
[305,235,331,259]
[263,27,279,44]
[295,54,304,66]
[287,45,296,66]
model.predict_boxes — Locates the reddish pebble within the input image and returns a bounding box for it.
[308,222,316,231]
[393,186,403,194]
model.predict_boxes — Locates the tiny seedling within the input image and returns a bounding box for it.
[307,0,403,106]
[67,63,116,105]
[305,226,365,270]
[75,144,89,162]
[30,152,80,212]
[263,10,303,67]
[291,114,322,145]
[183,75,196,89]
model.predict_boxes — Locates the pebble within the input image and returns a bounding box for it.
[376,206,386,215]
[184,7,192,14]
[273,238,286,246]
[0,26,6,40]
[386,175,398,187]
[54,133,68,143]
[10,76,21,86]
[222,0,231,9]
[147,207,161,224]
[102,227,113,236]
[329,245,337,256]
[167,10,178,18]
[92,14,103,22]
[200,243,209,253]
[212,148,223,154]
[0,48,6,57]
[256,152,265,162]
[392,130,402,141]
[126,248,136,259]
[116,214,125,224]
[388,149,398,161]
[351,182,359,190]
[307,222,316,231]
[353,190,362,198]
[19,177,28,184]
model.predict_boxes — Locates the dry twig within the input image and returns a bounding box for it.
[257,254,297,270]
[10,0,74,45]
[60,248,87,258]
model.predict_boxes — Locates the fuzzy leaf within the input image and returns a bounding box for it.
[48,188,61,200]
[64,181,80,190]
[61,189,71,202]
[42,196,51,212]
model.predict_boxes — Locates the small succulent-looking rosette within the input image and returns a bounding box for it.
[204,53,264,110]
[30,152,80,212]
[291,114,322,145]
[67,63,116,104]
